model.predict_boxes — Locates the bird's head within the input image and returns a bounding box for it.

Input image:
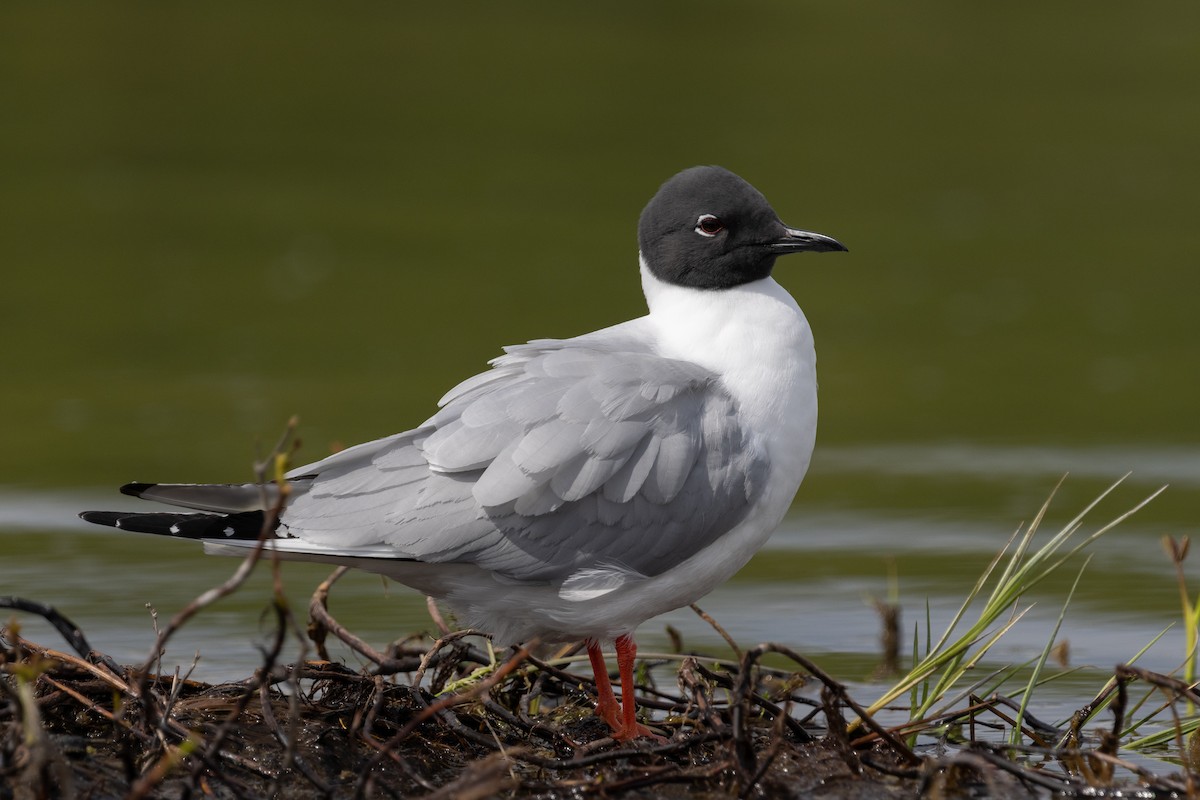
[637,165,846,290]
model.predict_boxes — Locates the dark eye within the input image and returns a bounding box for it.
[695,214,724,237]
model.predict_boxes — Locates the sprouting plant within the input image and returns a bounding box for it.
[861,476,1165,728]
[1162,535,1200,704]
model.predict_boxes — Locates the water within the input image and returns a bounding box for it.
[3,446,1192,690]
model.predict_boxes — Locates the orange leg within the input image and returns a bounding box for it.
[585,634,662,741]
[585,638,622,731]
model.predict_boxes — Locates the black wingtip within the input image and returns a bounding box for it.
[80,508,269,539]
[79,510,124,527]
[120,482,155,498]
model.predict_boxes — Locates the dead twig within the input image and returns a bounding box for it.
[690,603,743,660]
[133,418,299,704]
[0,597,123,677]
[735,643,920,766]
[306,566,421,674]
[354,641,536,799]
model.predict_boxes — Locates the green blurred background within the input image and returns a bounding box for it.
[3,2,1197,489]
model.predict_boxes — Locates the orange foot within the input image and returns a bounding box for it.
[593,696,663,741]
[610,719,666,742]
[586,635,667,742]
[594,694,622,731]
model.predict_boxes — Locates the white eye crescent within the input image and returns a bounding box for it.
[695,214,724,237]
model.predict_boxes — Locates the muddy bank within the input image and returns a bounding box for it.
[1,592,1192,799]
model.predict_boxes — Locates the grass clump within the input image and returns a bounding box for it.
[865,476,1166,729]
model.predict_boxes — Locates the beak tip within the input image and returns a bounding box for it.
[776,227,848,254]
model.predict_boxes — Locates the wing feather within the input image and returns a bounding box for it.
[424,417,522,472]
[550,451,629,502]
[644,428,701,504]
[579,419,646,459]
[471,440,544,507]
[602,435,660,504]
[510,418,582,477]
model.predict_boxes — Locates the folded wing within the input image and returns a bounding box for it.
[280,333,770,583]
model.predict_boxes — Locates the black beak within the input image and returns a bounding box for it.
[770,226,848,254]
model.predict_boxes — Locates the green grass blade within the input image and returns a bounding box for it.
[861,479,1162,726]
[1009,556,1089,744]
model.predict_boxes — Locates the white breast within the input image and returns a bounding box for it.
[639,258,818,506]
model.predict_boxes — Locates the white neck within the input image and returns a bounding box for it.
[639,254,812,378]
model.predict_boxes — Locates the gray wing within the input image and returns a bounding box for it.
[282,334,770,584]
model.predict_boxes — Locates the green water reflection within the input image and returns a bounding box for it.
[4,4,1199,489]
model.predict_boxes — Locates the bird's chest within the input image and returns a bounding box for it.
[647,280,818,495]
[712,321,818,497]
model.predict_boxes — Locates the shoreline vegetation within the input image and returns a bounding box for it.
[4,586,1199,798]
[3,444,1196,798]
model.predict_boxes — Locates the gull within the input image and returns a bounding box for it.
[81,165,846,740]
